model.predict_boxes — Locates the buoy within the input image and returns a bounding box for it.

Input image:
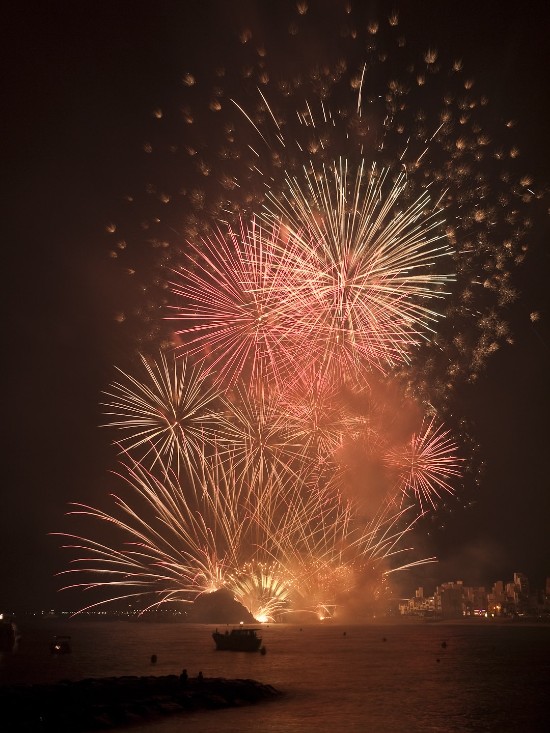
[260,646,267,655]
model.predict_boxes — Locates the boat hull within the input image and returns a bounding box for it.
[213,629,262,652]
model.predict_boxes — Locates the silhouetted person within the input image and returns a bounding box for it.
[197,671,204,684]
[150,654,157,664]
[180,668,188,684]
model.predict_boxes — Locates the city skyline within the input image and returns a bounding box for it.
[5,568,548,620]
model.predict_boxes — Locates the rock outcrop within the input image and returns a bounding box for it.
[1,674,281,732]
[185,588,256,623]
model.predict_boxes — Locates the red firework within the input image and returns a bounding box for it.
[386,417,463,510]
[168,217,313,389]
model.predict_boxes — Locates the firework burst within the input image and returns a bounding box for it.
[55,3,541,619]
[262,159,454,380]
[105,4,538,405]
[386,417,463,510]
[274,365,347,464]
[169,218,310,389]
[227,561,293,623]
[55,449,248,612]
[101,353,219,472]
[56,437,436,619]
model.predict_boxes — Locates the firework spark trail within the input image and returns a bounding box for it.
[58,348,463,618]
[169,217,314,389]
[55,449,252,610]
[227,561,293,623]
[273,364,347,463]
[101,353,219,472]
[385,416,464,510]
[56,431,439,619]
[260,159,454,380]
[248,461,347,559]
[167,128,458,388]
[265,494,435,619]
[216,381,307,487]
[169,152,455,390]
[55,445,310,615]
[218,465,436,620]
[105,6,537,401]
[109,4,536,400]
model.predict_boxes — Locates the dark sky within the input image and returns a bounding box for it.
[3,0,549,612]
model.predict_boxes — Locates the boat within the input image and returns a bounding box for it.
[212,627,264,652]
[50,635,72,654]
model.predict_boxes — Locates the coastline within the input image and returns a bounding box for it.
[328,615,550,627]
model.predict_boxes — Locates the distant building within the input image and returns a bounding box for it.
[464,586,488,616]
[398,572,549,619]
[437,581,464,618]
[487,581,505,616]
[398,587,435,616]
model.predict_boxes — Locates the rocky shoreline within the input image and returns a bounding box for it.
[1,674,281,732]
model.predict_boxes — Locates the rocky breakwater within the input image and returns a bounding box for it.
[1,674,281,732]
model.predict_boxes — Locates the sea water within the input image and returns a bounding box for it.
[1,619,549,732]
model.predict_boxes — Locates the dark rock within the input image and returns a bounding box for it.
[0,674,281,732]
[184,588,256,623]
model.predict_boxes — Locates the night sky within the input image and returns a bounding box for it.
[3,0,549,613]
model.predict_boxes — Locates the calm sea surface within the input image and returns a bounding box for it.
[1,619,549,732]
